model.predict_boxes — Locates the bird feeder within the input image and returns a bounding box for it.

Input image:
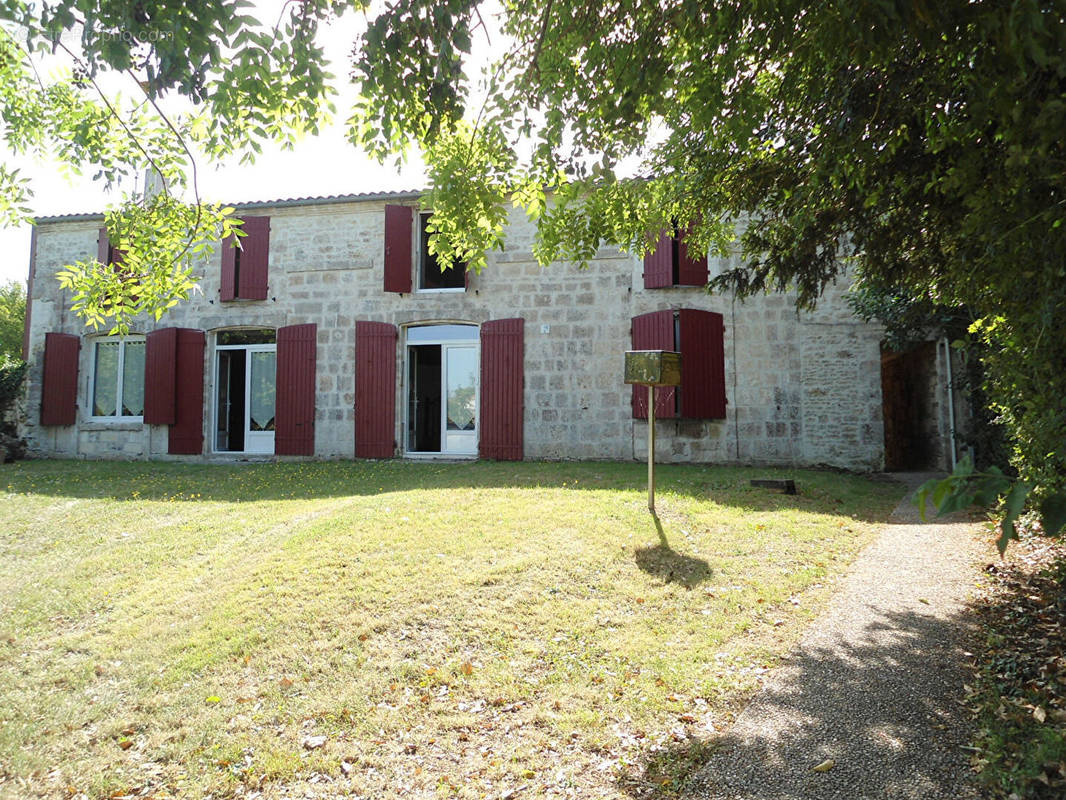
[624,350,682,512]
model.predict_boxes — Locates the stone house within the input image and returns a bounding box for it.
[18,189,963,469]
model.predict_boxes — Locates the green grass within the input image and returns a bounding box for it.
[0,459,902,799]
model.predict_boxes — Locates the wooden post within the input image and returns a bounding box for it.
[648,385,656,512]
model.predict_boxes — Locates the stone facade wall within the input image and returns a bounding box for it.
[21,195,891,469]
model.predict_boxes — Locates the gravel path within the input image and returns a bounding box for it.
[691,474,994,800]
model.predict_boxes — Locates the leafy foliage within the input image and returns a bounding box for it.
[1,1,1063,513]
[348,0,1066,518]
[917,457,1066,555]
[0,280,25,360]
[846,279,970,355]
[0,0,349,332]
[0,356,27,420]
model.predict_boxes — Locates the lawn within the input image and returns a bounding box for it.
[0,460,901,800]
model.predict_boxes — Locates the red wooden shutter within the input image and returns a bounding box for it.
[238,216,270,300]
[355,321,397,458]
[630,310,676,419]
[168,329,205,455]
[97,227,110,266]
[276,323,317,455]
[40,332,80,425]
[676,227,709,286]
[479,318,525,461]
[678,309,726,419]
[97,227,124,266]
[383,205,413,293]
[643,231,673,289]
[143,328,178,424]
[220,233,237,302]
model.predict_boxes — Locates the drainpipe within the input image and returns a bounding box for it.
[940,337,957,470]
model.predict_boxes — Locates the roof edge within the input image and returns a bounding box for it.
[33,188,425,224]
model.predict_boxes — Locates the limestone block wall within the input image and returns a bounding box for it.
[21,194,889,469]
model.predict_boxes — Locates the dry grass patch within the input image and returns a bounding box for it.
[0,460,901,799]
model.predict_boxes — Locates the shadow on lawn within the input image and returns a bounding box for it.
[634,513,712,588]
[616,605,981,799]
[1,459,902,522]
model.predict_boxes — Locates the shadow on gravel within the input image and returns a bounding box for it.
[617,607,980,800]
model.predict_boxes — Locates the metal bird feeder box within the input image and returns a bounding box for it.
[624,350,682,387]
[624,350,682,512]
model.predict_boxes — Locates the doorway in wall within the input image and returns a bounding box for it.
[881,341,939,470]
[406,324,478,455]
[214,329,277,454]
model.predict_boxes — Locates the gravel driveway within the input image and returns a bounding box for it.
[691,474,994,800]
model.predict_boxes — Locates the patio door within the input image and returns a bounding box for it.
[214,330,277,454]
[406,324,478,455]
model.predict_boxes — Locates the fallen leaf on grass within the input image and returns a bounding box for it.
[279,677,294,689]
[302,735,326,750]
[460,661,474,676]
[1033,706,1047,723]
[811,759,835,772]
[205,696,221,704]
[117,740,133,751]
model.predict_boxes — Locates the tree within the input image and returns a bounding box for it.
[348,0,1066,545]
[0,280,25,360]
[1,1,1063,541]
[0,0,343,326]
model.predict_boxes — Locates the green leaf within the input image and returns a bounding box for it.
[1037,493,1066,537]
[915,477,940,521]
[997,482,1031,556]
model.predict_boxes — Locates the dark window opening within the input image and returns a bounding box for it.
[669,232,682,286]
[419,212,466,290]
[232,245,242,296]
[218,329,276,346]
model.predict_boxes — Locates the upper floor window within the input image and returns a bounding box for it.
[383,205,467,293]
[221,216,271,301]
[418,212,466,291]
[91,336,145,419]
[643,225,709,289]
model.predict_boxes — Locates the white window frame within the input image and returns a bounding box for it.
[211,334,278,456]
[403,323,480,457]
[416,211,466,294]
[88,335,146,422]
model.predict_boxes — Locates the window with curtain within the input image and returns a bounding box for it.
[91,337,146,419]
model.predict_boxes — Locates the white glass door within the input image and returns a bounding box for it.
[214,334,277,455]
[444,345,477,454]
[245,347,276,454]
[405,325,479,456]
